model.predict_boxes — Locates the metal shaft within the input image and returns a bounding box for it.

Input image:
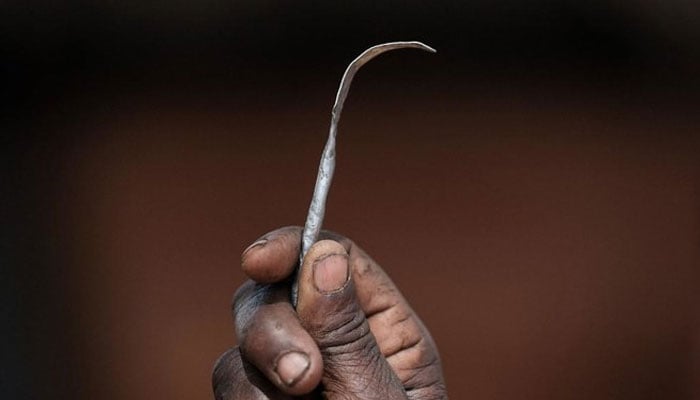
[293,41,435,306]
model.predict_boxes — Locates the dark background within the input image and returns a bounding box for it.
[2,1,699,399]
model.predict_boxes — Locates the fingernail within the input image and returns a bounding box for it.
[242,239,267,260]
[313,253,349,293]
[275,351,310,387]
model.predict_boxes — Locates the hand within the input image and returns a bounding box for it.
[212,226,447,399]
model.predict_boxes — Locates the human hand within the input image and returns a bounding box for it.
[212,226,447,399]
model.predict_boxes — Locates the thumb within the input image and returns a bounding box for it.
[296,240,407,400]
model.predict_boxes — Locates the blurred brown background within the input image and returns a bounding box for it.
[2,1,699,399]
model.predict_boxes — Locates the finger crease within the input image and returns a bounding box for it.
[365,300,400,320]
[385,336,424,359]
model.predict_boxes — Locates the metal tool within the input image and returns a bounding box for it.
[292,41,435,306]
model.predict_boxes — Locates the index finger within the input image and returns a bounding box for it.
[241,226,301,283]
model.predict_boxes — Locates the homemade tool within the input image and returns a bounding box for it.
[292,41,435,306]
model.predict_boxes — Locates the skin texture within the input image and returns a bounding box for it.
[213,226,447,399]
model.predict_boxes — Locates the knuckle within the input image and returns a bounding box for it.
[352,254,375,277]
[232,282,271,340]
[232,280,256,312]
[391,342,445,396]
[212,347,243,400]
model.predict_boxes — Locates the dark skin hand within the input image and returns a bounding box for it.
[213,226,447,399]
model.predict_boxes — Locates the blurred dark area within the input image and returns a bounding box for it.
[1,1,699,399]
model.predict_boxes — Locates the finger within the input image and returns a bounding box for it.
[241,226,302,283]
[317,229,418,323]
[296,240,407,399]
[234,280,323,395]
[316,232,445,398]
[212,347,294,400]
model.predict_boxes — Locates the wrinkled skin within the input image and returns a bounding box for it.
[213,226,447,399]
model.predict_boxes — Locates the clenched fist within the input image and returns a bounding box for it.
[213,227,447,399]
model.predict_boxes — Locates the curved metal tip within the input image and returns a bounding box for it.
[373,41,436,54]
[333,41,435,120]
